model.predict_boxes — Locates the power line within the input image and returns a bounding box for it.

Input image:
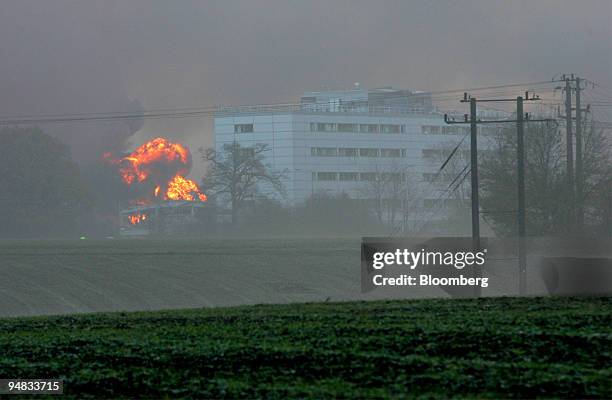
[0,80,559,126]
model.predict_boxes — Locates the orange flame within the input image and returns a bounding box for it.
[128,213,148,225]
[105,137,207,203]
[105,137,190,185]
[166,175,207,202]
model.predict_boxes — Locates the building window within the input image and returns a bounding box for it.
[401,149,407,157]
[381,173,403,182]
[423,125,445,135]
[338,148,358,157]
[359,148,379,157]
[337,123,358,133]
[311,147,338,157]
[423,173,455,182]
[307,122,407,134]
[422,149,453,159]
[315,122,336,132]
[359,124,378,133]
[223,144,256,159]
[443,126,462,135]
[339,172,359,181]
[380,148,402,158]
[360,172,378,181]
[381,124,400,134]
[422,149,435,158]
[316,172,337,181]
[423,125,462,135]
[234,123,254,133]
[310,122,340,132]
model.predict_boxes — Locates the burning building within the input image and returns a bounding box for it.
[118,200,211,236]
[104,137,212,236]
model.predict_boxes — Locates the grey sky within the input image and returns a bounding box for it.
[0,0,610,174]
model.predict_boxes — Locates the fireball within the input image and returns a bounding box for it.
[105,137,206,203]
[166,175,207,202]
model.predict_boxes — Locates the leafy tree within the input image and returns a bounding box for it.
[0,127,92,237]
[200,142,285,225]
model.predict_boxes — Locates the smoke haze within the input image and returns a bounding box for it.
[0,0,610,177]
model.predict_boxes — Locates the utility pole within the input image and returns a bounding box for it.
[565,76,575,228]
[446,94,482,297]
[469,97,481,298]
[445,91,548,296]
[516,96,526,295]
[556,74,596,230]
[575,77,583,228]
[469,98,480,252]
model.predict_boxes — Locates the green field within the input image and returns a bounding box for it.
[0,296,610,398]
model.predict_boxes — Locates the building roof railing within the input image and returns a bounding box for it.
[214,103,439,117]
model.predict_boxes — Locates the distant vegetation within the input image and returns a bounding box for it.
[0,127,92,238]
[0,297,609,398]
[480,123,612,236]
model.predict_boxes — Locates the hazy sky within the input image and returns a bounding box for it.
[0,0,610,175]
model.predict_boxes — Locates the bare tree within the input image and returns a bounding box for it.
[200,142,285,226]
[480,121,611,236]
[424,140,472,234]
[360,162,416,232]
[577,122,612,233]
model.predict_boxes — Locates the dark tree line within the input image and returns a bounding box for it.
[3,123,609,239]
[480,122,612,237]
[0,127,92,237]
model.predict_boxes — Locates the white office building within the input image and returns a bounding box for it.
[214,87,497,229]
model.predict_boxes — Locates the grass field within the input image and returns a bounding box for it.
[0,238,364,316]
[0,238,555,317]
[0,296,610,398]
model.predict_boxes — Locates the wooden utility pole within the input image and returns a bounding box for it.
[556,74,596,229]
[469,98,482,297]
[575,77,583,228]
[516,96,526,295]
[445,91,548,296]
[565,77,575,227]
[469,98,480,252]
